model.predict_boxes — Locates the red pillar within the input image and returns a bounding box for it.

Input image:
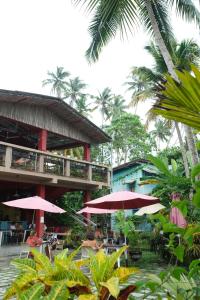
[83,144,91,220]
[36,129,47,237]
[83,143,91,161]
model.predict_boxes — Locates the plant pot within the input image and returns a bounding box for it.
[129,249,142,261]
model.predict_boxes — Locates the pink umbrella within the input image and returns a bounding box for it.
[77,206,117,214]
[86,191,159,210]
[3,196,65,213]
[170,207,187,228]
[170,193,187,228]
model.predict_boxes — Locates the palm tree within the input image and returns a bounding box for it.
[42,66,70,98]
[64,77,87,107]
[73,0,200,170]
[126,39,200,175]
[107,95,127,120]
[73,0,200,78]
[75,94,93,117]
[93,87,113,126]
[150,119,171,151]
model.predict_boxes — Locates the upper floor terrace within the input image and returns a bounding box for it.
[0,141,110,190]
[0,89,111,191]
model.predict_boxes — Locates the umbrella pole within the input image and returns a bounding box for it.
[32,210,35,226]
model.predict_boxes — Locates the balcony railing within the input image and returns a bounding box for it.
[0,142,111,186]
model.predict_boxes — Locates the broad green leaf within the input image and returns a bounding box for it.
[55,248,68,260]
[173,245,185,262]
[43,282,69,300]
[193,189,200,208]
[18,283,44,300]
[163,223,184,234]
[171,159,177,174]
[100,277,120,298]
[31,248,51,271]
[11,258,36,273]
[148,155,171,177]
[171,267,187,279]
[113,267,138,282]
[148,274,162,285]
[191,163,200,181]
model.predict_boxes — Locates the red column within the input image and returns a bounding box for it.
[36,129,47,237]
[83,144,91,161]
[83,144,91,220]
[36,185,45,237]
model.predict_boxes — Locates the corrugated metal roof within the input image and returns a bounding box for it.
[113,159,149,172]
[0,89,111,144]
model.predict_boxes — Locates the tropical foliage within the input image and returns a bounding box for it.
[153,66,200,131]
[42,66,70,98]
[105,113,154,165]
[140,155,191,206]
[4,247,137,300]
[72,0,200,63]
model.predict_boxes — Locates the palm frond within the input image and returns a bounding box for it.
[138,0,175,47]
[167,0,200,26]
[153,66,200,130]
[84,0,138,62]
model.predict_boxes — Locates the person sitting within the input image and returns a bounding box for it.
[81,232,104,250]
[95,225,103,239]
[26,230,42,247]
[10,222,16,230]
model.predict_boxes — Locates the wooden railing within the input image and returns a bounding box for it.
[0,142,111,185]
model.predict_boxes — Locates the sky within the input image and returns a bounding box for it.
[0,0,199,127]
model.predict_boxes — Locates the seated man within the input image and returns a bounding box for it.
[26,230,42,247]
[81,232,104,250]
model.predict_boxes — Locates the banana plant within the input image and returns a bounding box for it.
[4,246,137,300]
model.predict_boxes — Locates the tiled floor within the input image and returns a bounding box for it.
[0,247,168,299]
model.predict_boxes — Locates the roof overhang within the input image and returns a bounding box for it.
[0,89,111,145]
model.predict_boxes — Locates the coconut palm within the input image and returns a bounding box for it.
[73,0,200,171]
[75,94,93,117]
[93,87,113,125]
[126,39,200,176]
[150,119,171,151]
[73,0,200,79]
[64,76,87,107]
[42,66,70,98]
[107,94,127,120]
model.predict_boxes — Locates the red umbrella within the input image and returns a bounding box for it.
[86,191,159,210]
[77,207,117,214]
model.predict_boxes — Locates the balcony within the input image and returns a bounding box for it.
[0,142,111,190]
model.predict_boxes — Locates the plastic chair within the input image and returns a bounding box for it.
[19,243,30,258]
[56,239,64,251]
[81,246,97,259]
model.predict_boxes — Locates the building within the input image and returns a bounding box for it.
[0,89,111,236]
[112,159,157,224]
[113,159,157,194]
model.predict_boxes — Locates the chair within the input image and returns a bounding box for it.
[19,243,30,258]
[81,246,97,259]
[56,239,64,251]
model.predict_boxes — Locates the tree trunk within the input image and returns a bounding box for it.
[184,125,199,166]
[144,0,179,81]
[145,0,198,169]
[174,122,190,178]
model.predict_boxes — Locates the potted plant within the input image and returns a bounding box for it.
[128,231,142,261]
